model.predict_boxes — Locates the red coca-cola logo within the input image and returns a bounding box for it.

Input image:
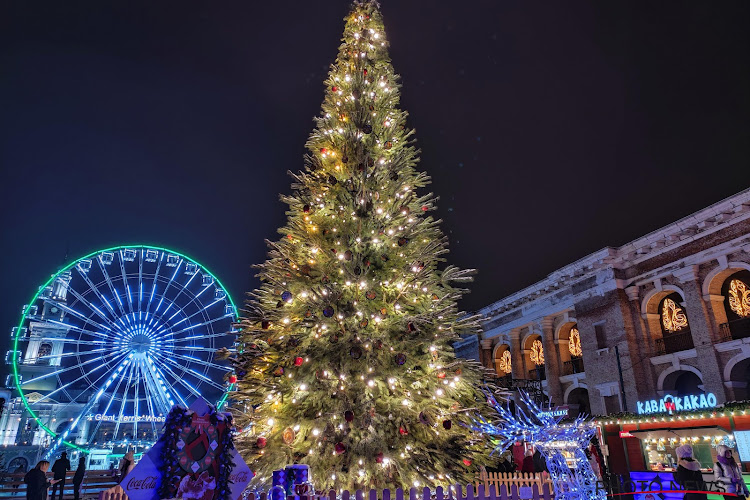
[229,471,249,483]
[126,476,158,490]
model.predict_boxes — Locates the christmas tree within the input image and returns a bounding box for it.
[231,0,494,491]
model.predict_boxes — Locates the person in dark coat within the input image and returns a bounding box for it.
[51,452,70,500]
[532,449,548,473]
[25,461,60,500]
[521,449,535,473]
[72,457,86,500]
[674,445,707,500]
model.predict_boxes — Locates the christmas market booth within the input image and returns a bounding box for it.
[597,394,750,494]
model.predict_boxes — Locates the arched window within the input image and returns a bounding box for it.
[36,343,53,364]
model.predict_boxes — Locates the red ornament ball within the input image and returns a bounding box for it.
[443,419,452,430]
[335,442,346,454]
[421,205,428,211]
[437,371,446,379]
[228,375,238,384]
[375,452,384,464]
[399,426,408,436]
[463,459,472,467]
[294,357,304,366]
[256,437,267,449]
[344,410,354,422]
[332,86,338,92]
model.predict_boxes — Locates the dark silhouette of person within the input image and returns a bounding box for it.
[25,461,60,500]
[72,457,86,500]
[51,452,70,500]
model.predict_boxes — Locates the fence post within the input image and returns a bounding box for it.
[409,487,418,500]
[453,484,463,500]
[356,489,364,500]
[435,485,444,500]
[395,487,404,500]
[370,489,378,500]
[487,484,497,500]
[477,484,485,500]
[422,486,431,500]
[342,489,350,500]
[509,485,520,500]
[383,488,391,500]
[328,490,336,500]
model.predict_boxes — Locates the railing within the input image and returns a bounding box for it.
[494,375,513,388]
[563,357,585,375]
[474,471,552,494]
[528,366,546,381]
[719,317,750,341]
[0,470,120,499]
[655,329,694,355]
[243,483,554,500]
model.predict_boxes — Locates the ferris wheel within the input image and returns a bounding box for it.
[9,245,238,453]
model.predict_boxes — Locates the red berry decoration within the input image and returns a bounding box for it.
[345,410,354,422]
[303,204,311,213]
[332,86,338,92]
[437,371,446,379]
[256,437,267,448]
[320,148,328,154]
[376,452,384,464]
[294,357,304,366]
[443,419,452,430]
[228,375,238,384]
[363,69,368,75]
[335,442,346,454]
[463,459,472,467]
[399,426,408,436]
[421,205,428,211]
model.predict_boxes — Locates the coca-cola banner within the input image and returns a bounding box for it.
[228,449,253,500]
[121,445,162,500]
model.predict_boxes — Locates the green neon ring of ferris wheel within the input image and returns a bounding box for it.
[11,244,239,453]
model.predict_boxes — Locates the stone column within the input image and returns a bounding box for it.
[540,318,564,406]
[624,286,657,395]
[674,266,728,403]
[480,338,494,372]
[509,329,524,380]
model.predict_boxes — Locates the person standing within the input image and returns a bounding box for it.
[50,452,70,500]
[674,445,707,500]
[25,461,60,500]
[118,451,134,483]
[72,457,86,500]
[714,445,749,499]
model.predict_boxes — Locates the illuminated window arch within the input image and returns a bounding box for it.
[659,292,689,334]
[569,327,582,357]
[530,339,544,366]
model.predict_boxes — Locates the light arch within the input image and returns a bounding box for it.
[642,285,687,315]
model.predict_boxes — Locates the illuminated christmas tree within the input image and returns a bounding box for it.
[230,0,493,491]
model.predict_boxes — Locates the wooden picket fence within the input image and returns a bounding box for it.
[473,471,552,494]
[246,483,553,500]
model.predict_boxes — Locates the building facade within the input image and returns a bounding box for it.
[477,187,750,417]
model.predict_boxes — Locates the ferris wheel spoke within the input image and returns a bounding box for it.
[27,349,130,407]
[153,298,225,340]
[147,358,205,400]
[144,254,164,316]
[136,362,160,439]
[65,286,122,333]
[160,351,230,374]
[153,260,183,316]
[93,259,128,318]
[22,348,127,387]
[141,360,175,414]
[156,355,227,391]
[31,337,108,346]
[97,259,126,316]
[112,361,137,440]
[73,268,123,328]
[43,319,117,343]
[29,347,114,365]
[41,299,117,337]
[85,357,135,441]
[168,331,233,343]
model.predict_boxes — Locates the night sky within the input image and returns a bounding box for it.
[1,1,748,373]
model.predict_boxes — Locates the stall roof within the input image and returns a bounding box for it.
[629,425,730,440]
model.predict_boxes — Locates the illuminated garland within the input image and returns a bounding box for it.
[729,279,750,317]
[569,328,582,357]
[530,339,544,366]
[662,298,688,332]
[497,350,512,374]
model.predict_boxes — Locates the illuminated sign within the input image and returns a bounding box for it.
[86,414,166,423]
[538,406,569,419]
[636,393,717,415]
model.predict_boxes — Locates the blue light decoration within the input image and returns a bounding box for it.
[468,390,605,500]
